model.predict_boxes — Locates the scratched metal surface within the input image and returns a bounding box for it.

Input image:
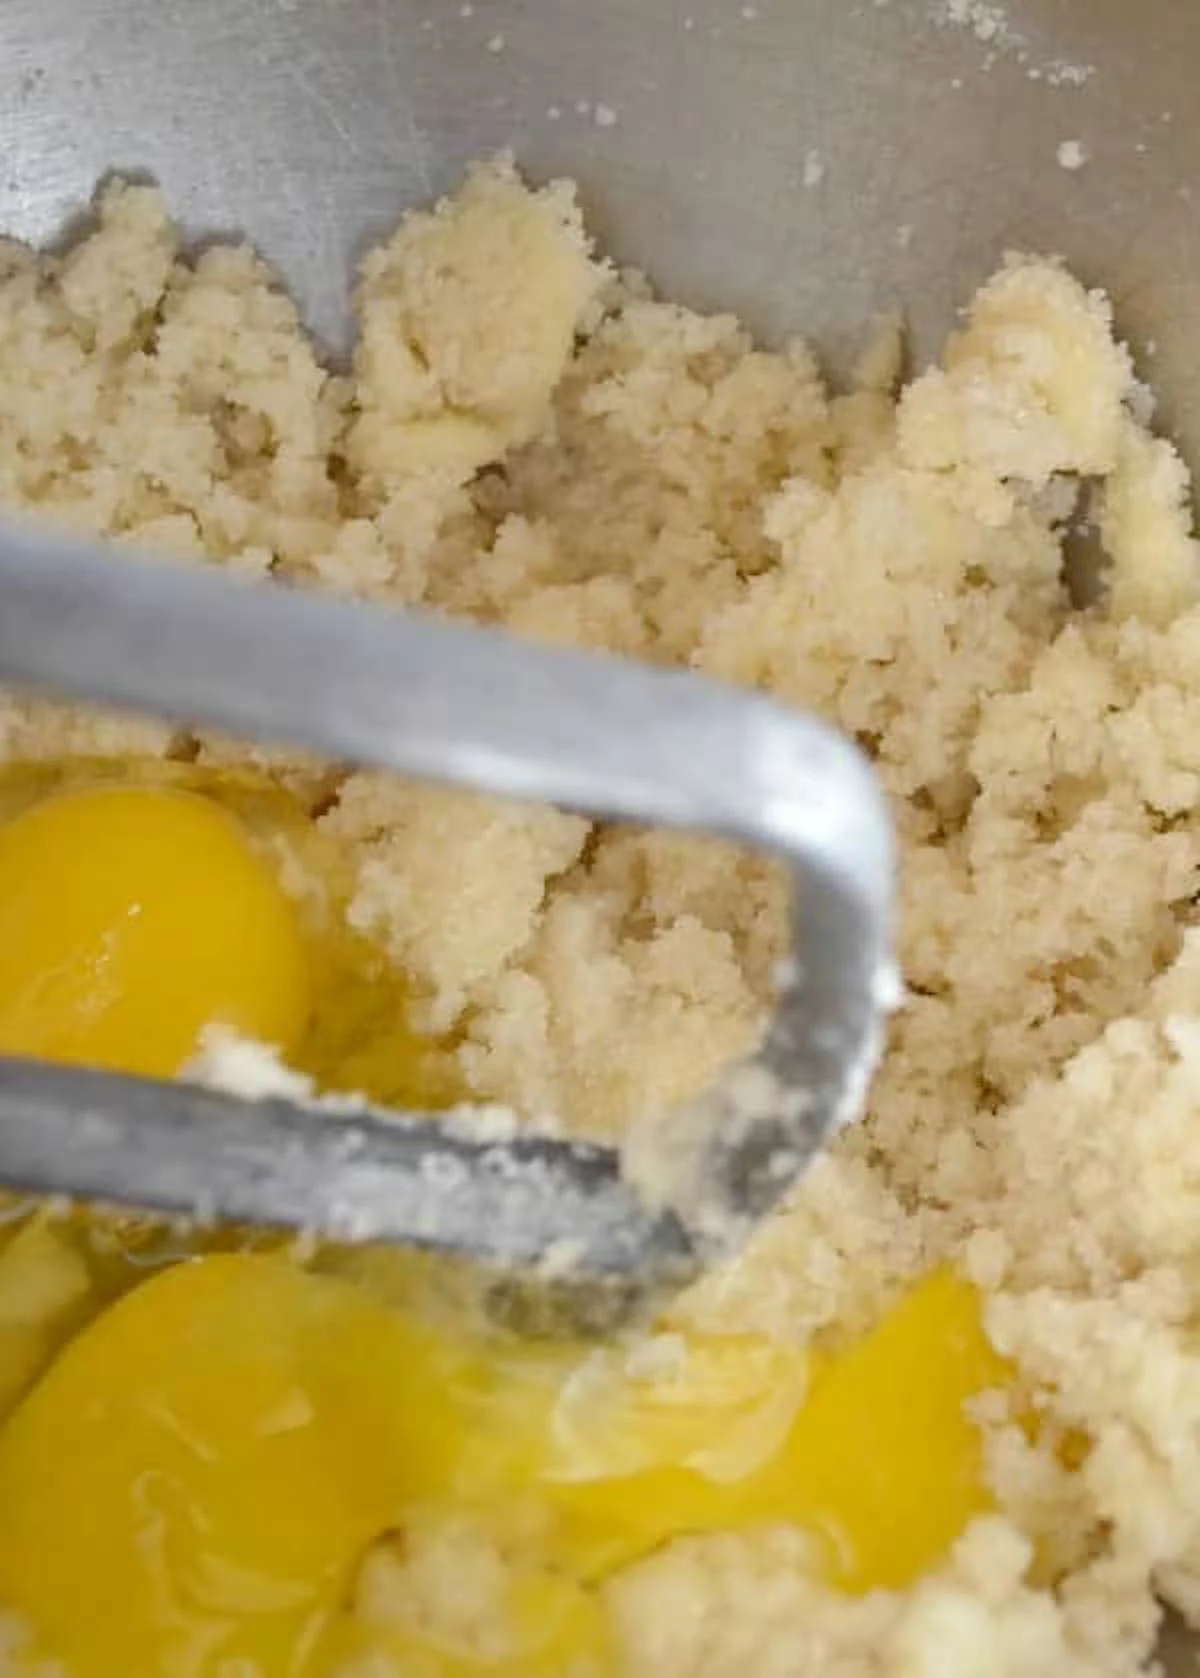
[0,0,1199,1661]
[1,1,1199,449]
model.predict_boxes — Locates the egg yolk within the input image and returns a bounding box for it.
[0,783,311,1078]
[0,1256,1011,1677]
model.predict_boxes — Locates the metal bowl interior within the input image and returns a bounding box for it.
[1,0,1198,1665]
[5,1,1200,456]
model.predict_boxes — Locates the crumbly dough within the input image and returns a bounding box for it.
[3,156,1200,1675]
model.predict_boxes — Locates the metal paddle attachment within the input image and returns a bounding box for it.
[0,519,897,1320]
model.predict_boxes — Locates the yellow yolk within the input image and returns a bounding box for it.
[0,784,311,1078]
[751,1264,1011,1589]
[548,1265,1010,1592]
[0,1258,1012,1677]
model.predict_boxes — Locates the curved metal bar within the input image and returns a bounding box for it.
[0,519,897,1303]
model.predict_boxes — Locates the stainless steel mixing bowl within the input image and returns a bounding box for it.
[5,1,1200,455]
[0,0,1197,1664]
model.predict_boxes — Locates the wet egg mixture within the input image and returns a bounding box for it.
[0,764,1007,1677]
[0,156,1197,1677]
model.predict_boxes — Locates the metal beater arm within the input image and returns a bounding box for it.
[0,520,896,1293]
